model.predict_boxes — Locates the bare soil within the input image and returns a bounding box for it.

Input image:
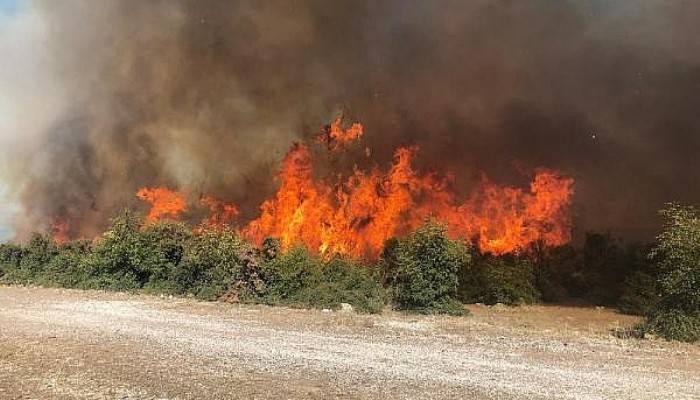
[0,285,698,399]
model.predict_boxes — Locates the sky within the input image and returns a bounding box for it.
[0,0,18,15]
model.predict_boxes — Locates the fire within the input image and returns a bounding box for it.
[200,195,239,228]
[130,119,572,259]
[243,139,573,259]
[243,143,334,251]
[450,171,573,254]
[136,187,187,222]
[316,117,364,150]
[52,219,70,245]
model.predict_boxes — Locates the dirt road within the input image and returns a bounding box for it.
[0,286,698,399]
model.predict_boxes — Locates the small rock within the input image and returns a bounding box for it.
[340,303,354,313]
[321,308,332,313]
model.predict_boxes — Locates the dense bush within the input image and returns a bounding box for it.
[617,243,660,315]
[181,227,261,300]
[534,244,586,303]
[385,222,470,315]
[260,246,384,313]
[37,240,93,288]
[0,211,385,313]
[461,254,539,306]
[83,212,263,298]
[532,234,659,313]
[0,242,23,277]
[643,204,700,342]
[580,232,627,305]
[78,210,151,290]
[2,233,57,283]
[78,212,195,291]
[1,206,687,325]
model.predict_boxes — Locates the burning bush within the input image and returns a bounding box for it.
[386,222,470,315]
[643,204,700,342]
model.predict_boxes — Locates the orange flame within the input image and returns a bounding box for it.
[243,141,574,259]
[136,187,187,222]
[200,195,239,228]
[316,117,364,150]
[129,119,572,259]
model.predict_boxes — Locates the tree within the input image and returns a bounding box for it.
[388,222,470,315]
[645,204,700,342]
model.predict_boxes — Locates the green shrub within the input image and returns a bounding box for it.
[3,233,57,283]
[581,232,626,305]
[534,235,657,309]
[303,256,384,313]
[617,271,659,316]
[645,309,700,343]
[84,210,146,290]
[37,240,93,288]
[0,242,23,277]
[643,204,700,342]
[534,244,587,303]
[260,246,322,302]
[387,222,470,315]
[260,247,384,313]
[461,254,539,306]
[1,212,385,314]
[180,227,258,300]
[616,243,660,315]
[139,221,193,293]
[83,212,192,291]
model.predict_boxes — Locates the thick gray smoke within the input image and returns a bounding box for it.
[2,0,700,242]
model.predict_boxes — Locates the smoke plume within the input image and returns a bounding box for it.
[2,0,700,242]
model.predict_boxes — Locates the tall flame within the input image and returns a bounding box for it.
[129,119,573,259]
[243,138,573,259]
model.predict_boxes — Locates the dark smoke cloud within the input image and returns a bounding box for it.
[3,0,700,242]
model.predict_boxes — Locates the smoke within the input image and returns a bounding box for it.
[2,0,700,242]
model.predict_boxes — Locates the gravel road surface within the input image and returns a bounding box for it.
[0,286,698,399]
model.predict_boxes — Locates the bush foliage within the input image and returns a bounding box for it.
[260,246,384,313]
[643,204,700,342]
[2,202,697,335]
[0,211,384,314]
[461,254,539,305]
[384,222,470,315]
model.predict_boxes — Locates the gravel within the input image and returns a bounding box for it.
[0,286,698,399]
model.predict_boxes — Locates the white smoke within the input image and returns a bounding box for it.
[0,0,69,239]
